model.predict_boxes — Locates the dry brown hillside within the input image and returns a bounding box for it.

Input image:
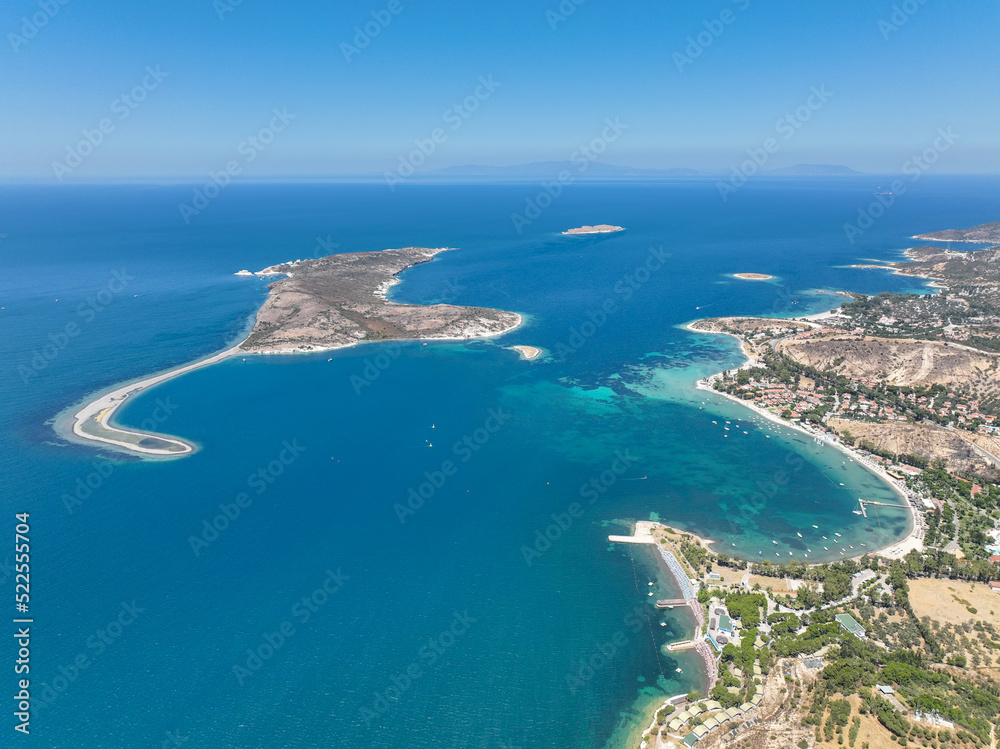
[827,418,999,479]
[778,336,1000,396]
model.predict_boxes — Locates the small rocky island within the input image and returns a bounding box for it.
[241,247,521,353]
[562,224,624,235]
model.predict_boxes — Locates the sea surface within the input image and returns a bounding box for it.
[2,176,998,748]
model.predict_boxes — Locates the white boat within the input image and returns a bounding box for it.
[796,532,802,538]
[772,540,778,545]
[812,525,818,529]
[835,532,842,537]
[648,582,653,586]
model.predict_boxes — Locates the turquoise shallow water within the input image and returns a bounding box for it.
[2,178,999,747]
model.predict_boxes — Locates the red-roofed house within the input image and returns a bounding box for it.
[990,581,1000,593]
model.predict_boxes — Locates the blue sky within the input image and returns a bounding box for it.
[2,0,998,179]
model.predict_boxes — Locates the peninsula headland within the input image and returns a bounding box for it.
[62,247,522,456]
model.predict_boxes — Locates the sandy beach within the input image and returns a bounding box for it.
[61,341,247,456]
[687,325,923,564]
[508,344,541,360]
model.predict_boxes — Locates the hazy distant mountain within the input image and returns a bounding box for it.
[428,162,864,178]
[767,164,864,176]
[430,162,706,178]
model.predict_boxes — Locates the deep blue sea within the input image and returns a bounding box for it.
[2,177,998,748]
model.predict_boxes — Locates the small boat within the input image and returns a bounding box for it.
[648,592,653,596]
[822,536,828,540]
[660,622,667,627]
[849,545,854,549]
[796,532,802,538]
[788,552,793,556]
[772,540,778,545]
[860,543,866,547]
[758,551,762,555]
[824,547,828,550]
[712,421,717,425]
[812,525,818,529]
[775,552,780,557]
[834,532,842,537]
[804,554,808,558]
[732,543,736,547]
[675,667,682,673]
[807,548,812,552]
[648,582,654,586]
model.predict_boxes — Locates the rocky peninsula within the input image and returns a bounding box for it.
[62,246,522,457]
[241,247,521,353]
